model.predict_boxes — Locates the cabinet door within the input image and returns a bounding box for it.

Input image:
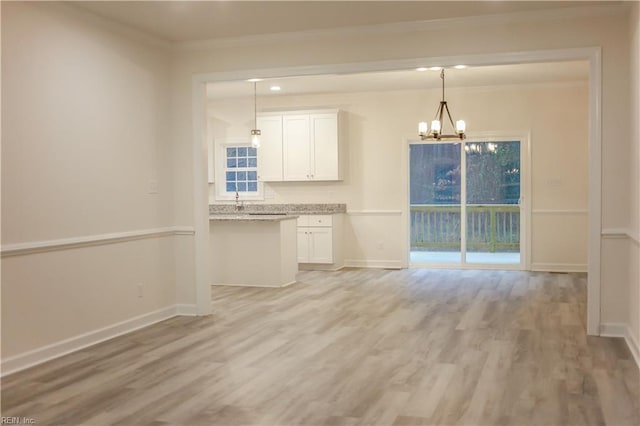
[256,115,283,181]
[309,228,333,263]
[297,228,310,263]
[283,115,311,181]
[310,113,339,180]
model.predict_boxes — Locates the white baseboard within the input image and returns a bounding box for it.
[298,263,345,272]
[628,329,640,370]
[600,322,640,370]
[600,322,628,336]
[211,281,296,288]
[530,262,588,273]
[175,304,198,316]
[1,304,196,376]
[343,259,403,269]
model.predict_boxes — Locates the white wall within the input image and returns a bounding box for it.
[627,1,640,361]
[208,83,588,270]
[1,2,179,366]
[171,5,631,326]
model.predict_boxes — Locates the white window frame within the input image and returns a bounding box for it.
[214,138,264,201]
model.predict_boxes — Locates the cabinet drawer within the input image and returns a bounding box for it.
[296,216,309,227]
[308,215,332,227]
[296,214,333,227]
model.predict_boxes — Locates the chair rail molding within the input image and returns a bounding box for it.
[531,209,588,214]
[601,228,640,245]
[1,226,195,257]
[347,210,403,216]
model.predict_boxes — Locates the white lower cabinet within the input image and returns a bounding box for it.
[297,214,339,264]
[298,227,333,263]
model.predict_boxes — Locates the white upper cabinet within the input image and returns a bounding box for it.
[256,115,283,181]
[257,109,341,182]
[283,114,312,181]
[309,113,339,181]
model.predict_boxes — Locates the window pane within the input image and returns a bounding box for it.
[410,143,461,205]
[466,141,520,205]
[223,144,259,196]
[409,143,462,261]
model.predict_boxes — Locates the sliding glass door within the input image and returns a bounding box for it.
[410,143,462,264]
[464,141,521,265]
[409,140,522,268]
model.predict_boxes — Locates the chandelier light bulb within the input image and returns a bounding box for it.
[456,120,466,134]
[251,130,261,148]
[418,121,428,136]
[431,120,441,134]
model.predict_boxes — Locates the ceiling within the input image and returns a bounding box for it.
[206,61,589,100]
[73,1,610,43]
[70,2,592,100]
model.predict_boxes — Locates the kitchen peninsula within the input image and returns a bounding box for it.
[209,214,298,288]
[209,204,347,287]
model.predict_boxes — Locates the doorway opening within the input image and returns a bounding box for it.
[409,139,526,269]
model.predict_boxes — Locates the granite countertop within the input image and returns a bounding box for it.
[209,203,346,216]
[209,214,298,222]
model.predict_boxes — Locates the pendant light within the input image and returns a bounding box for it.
[418,69,466,141]
[250,81,261,148]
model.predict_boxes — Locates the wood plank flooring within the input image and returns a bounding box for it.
[2,269,639,425]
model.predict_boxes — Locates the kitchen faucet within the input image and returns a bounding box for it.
[235,190,244,211]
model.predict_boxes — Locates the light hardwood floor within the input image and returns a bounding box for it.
[2,269,639,425]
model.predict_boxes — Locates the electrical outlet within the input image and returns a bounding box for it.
[137,283,144,298]
[148,180,158,194]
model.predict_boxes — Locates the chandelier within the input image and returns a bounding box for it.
[418,69,466,141]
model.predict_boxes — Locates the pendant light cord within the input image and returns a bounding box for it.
[253,82,257,129]
[441,69,445,102]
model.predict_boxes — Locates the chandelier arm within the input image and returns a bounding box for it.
[443,102,456,130]
[433,103,442,121]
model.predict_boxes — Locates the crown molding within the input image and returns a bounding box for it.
[65,2,172,50]
[173,3,627,52]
